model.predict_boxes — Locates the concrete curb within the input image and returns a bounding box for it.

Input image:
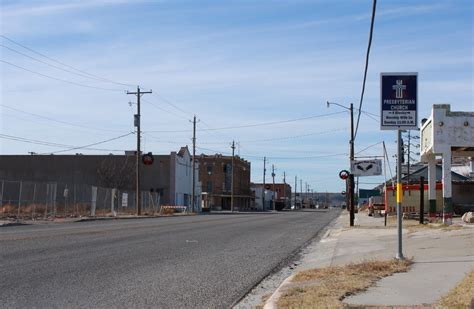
[261,214,342,309]
[262,274,295,309]
[0,221,27,227]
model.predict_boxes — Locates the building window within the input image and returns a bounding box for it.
[207,181,213,192]
[207,165,213,175]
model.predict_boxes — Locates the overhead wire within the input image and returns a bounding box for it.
[0,59,123,91]
[0,34,135,87]
[0,133,132,152]
[354,0,377,140]
[44,132,134,154]
[146,111,346,133]
[0,104,128,133]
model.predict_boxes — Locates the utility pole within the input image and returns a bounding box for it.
[294,175,297,209]
[127,86,152,216]
[271,164,276,211]
[349,103,355,227]
[300,179,303,208]
[327,101,355,226]
[283,172,286,209]
[231,140,235,212]
[191,115,198,213]
[262,157,266,211]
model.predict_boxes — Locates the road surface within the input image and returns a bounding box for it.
[1,209,339,308]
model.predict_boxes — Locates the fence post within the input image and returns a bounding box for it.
[45,184,49,219]
[32,183,37,220]
[73,184,77,216]
[91,186,97,216]
[111,188,116,217]
[17,181,23,221]
[52,183,57,217]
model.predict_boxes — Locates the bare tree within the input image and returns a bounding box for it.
[97,156,135,190]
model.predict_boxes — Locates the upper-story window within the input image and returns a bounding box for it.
[207,165,213,175]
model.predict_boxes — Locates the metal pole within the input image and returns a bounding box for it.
[191,115,196,213]
[396,129,404,260]
[349,103,355,227]
[231,140,235,212]
[407,130,411,181]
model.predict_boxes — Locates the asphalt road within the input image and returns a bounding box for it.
[1,209,339,308]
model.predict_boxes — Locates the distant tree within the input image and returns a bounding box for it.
[97,156,135,189]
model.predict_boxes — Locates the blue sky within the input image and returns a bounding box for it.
[1,0,473,193]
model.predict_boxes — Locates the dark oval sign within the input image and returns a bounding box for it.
[339,170,350,180]
[142,152,154,166]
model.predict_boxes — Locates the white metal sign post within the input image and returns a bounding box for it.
[381,72,418,260]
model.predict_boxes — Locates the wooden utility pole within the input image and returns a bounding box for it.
[271,164,276,211]
[283,171,286,208]
[294,175,297,208]
[262,157,266,211]
[127,86,152,216]
[300,179,303,208]
[231,140,235,212]
[349,103,355,227]
[191,115,197,213]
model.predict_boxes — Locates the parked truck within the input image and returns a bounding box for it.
[368,196,385,216]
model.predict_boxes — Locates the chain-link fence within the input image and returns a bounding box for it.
[0,180,163,220]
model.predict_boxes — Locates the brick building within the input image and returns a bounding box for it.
[198,154,251,211]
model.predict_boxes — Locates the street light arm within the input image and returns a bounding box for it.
[327,101,351,111]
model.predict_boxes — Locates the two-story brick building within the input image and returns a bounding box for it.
[198,154,251,211]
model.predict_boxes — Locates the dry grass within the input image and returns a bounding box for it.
[407,223,464,234]
[438,269,474,309]
[278,259,412,309]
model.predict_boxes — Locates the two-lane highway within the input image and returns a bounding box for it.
[1,209,339,308]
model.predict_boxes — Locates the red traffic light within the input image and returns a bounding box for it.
[339,170,350,180]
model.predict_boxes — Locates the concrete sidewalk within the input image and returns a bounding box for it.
[264,211,474,308]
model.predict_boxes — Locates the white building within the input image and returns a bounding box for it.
[420,104,474,224]
[170,147,202,212]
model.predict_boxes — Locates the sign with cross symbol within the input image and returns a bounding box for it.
[380,72,418,130]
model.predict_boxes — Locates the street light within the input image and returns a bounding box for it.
[327,101,355,227]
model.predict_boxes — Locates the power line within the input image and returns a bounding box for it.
[0,104,128,133]
[45,132,134,154]
[354,0,377,140]
[196,146,347,160]
[0,59,123,91]
[355,141,383,155]
[1,43,119,85]
[0,34,134,87]
[146,111,346,133]
[0,133,131,152]
[153,93,193,118]
[141,98,191,121]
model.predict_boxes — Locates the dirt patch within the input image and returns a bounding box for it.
[277,259,412,308]
[438,269,474,308]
